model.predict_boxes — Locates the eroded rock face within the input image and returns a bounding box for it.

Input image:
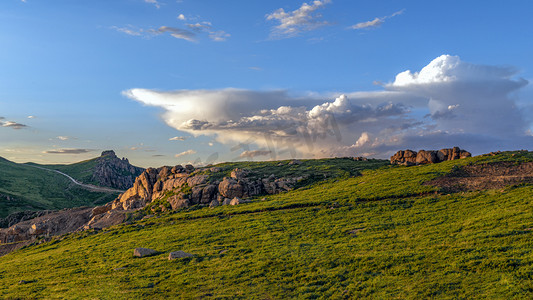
[0,207,93,244]
[391,147,471,166]
[91,150,145,190]
[390,150,417,166]
[110,164,306,212]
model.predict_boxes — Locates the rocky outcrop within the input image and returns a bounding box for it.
[0,207,93,244]
[111,165,303,212]
[0,163,305,255]
[91,150,145,190]
[0,210,53,228]
[391,147,471,166]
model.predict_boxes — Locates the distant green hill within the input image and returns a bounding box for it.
[1,151,533,298]
[0,157,119,219]
[29,150,144,190]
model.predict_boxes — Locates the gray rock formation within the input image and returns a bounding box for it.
[91,150,145,190]
[391,147,471,166]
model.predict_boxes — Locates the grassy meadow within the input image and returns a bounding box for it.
[1,153,533,298]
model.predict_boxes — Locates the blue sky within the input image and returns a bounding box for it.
[1,0,533,167]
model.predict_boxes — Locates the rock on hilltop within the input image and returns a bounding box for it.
[391,147,471,166]
[91,150,144,190]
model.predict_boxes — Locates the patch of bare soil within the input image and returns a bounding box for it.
[426,162,533,192]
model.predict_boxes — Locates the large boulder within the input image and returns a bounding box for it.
[133,248,157,258]
[218,178,244,199]
[416,150,439,164]
[390,150,417,165]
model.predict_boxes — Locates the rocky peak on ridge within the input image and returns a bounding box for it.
[91,150,145,190]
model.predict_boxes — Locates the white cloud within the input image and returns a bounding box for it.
[124,88,406,158]
[169,136,187,141]
[354,132,370,148]
[350,9,404,30]
[266,0,331,38]
[175,149,197,158]
[57,136,70,141]
[2,121,27,129]
[27,115,35,119]
[125,55,532,159]
[177,14,186,21]
[144,0,160,9]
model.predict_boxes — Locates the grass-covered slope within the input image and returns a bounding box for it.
[37,158,99,186]
[0,157,118,218]
[1,153,533,298]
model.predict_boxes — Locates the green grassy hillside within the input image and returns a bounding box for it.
[1,153,533,298]
[35,158,100,185]
[0,157,118,219]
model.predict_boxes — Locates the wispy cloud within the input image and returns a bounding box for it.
[350,9,405,30]
[112,25,143,36]
[1,121,28,129]
[43,149,92,154]
[239,150,272,159]
[27,115,35,119]
[175,149,197,158]
[169,136,188,141]
[56,136,73,141]
[144,0,160,9]
[154,26,197,42]
[266,0,331,38]
[113,20,229,42]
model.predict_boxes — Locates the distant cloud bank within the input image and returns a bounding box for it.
[125,55,532,159]
[43,149,92,154]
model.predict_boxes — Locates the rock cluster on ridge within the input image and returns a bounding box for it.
[390,147,471,166]
[109,166,302,211]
